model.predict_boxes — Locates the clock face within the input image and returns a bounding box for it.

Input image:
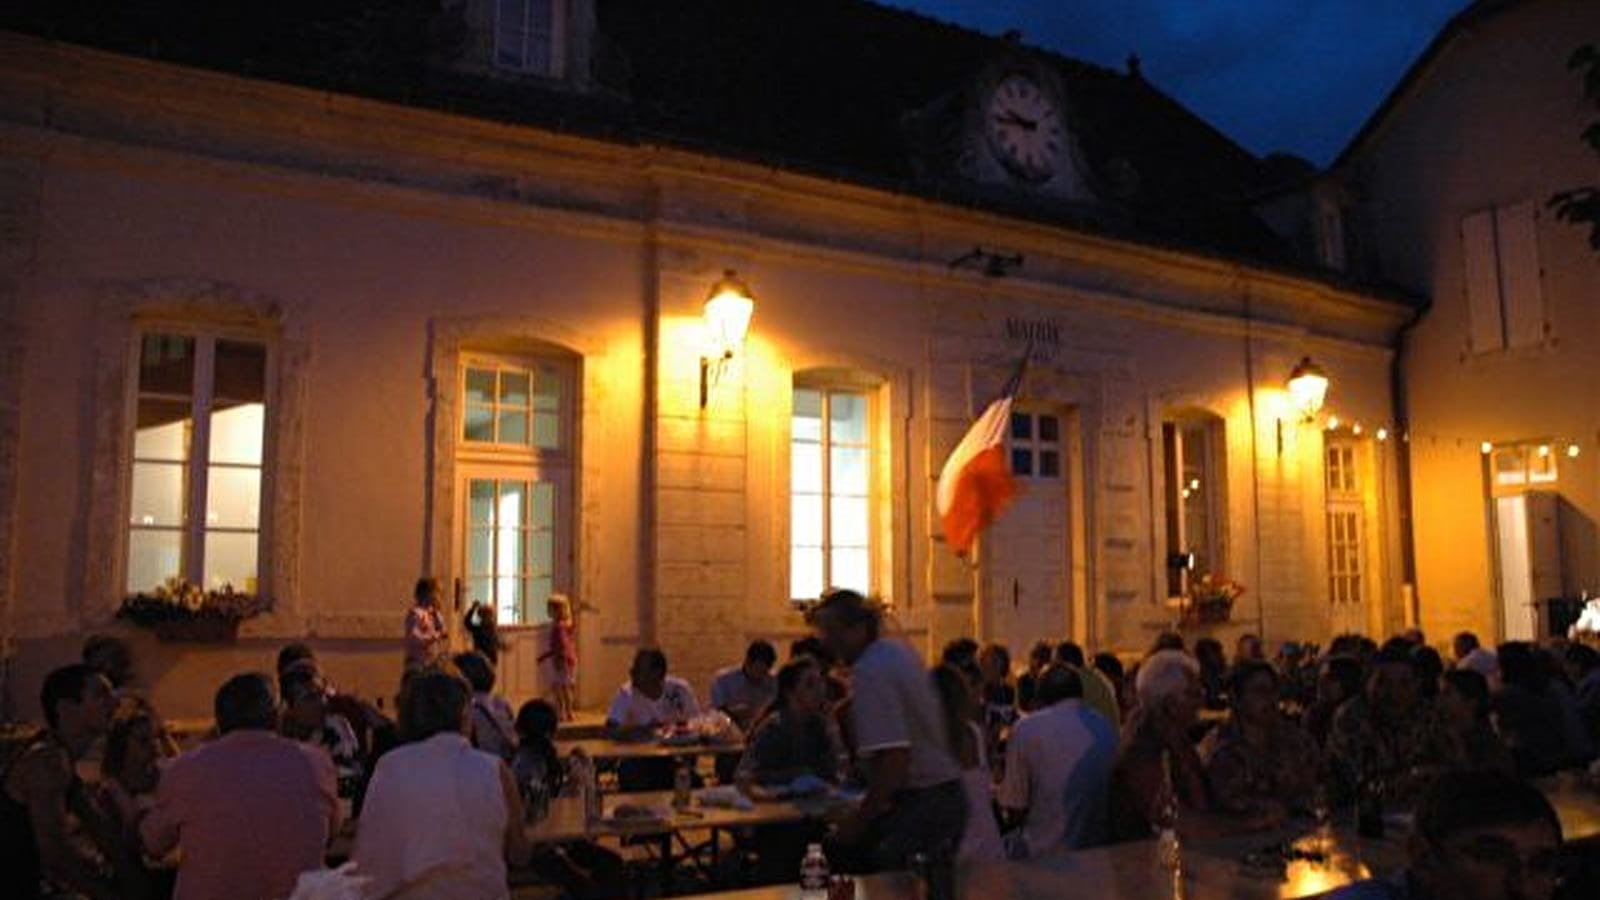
[984,74,1063,183]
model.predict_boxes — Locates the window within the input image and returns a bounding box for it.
[458,354,574,625]
[1490,443,1558,493]
[790,387,871,602]
[126,332,267,594]
[1163,414,1223,596]
[494,0,565,77]
[1009,411,1061,479]
[1463,202,1544,354]
[1325,439,1363,606]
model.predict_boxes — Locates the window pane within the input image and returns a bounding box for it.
[127,529,182,593]
[524,576,553,625]
[130,462,185,526]
[791,493,824,547]
[533,368,562,411]
[465,368,496,405]
[830,548,870,594]
[465,576,492,609]
[525,530,554,576]
[1010,413,1032,441]
[135,399,191,461]
[792,442,822,493]
[213,340,266,403]
[532,411,560,449]
[1039,450,1061,478]
[468,527,493,578]
[206,466,261,529]
[138,334,195,396]
[830,496,870,547]
[1493,448,1526,486]
[499,480,528,527]
[531,482,555,528]
[209,402,265,465]
[1011,448,1033,477]
[497,573,522,625]
[469,479,495,527]
[793,389,823,442]
[499,371,531,407]
[790,547,824,601]
[1038,415,1060,443]
[202,531,258,593]
[1531,450,1558,483]
[498,409,529,445]
[830,446,870,496]
[464,405,494,442]
[829,393,868,444]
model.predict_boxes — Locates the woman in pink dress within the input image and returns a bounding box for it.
[403,577,448,673]
[539,594,578,721]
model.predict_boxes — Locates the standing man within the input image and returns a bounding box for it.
[2,664,124,900]
[998,663,1119,856]
[141,673,340,900]
[809,589,966,872]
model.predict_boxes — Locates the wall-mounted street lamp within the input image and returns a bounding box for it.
[1286,356,1330,422]
[700,269,755,408]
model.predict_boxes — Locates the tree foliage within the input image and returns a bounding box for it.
[1549,44,1600,250]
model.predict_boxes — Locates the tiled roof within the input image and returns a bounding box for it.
[2,0,1301,267]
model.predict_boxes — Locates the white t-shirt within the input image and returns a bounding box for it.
[998,699,1119,856]
[606,676,700,730]
[849,637,961,789]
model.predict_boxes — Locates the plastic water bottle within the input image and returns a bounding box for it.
[672,759,693,809]
[800,843,831,899]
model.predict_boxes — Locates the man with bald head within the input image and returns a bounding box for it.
[998,663,1119,856]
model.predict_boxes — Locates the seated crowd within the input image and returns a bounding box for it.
[4,587,1598,900]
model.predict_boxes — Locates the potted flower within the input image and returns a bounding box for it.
[1182,574,1244,626]
[117,577,271,642]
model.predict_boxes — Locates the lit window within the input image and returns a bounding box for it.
[790,387,871,602]
[1490,443,1557,493]
[1163,414,1224,596]
[127,332,267,595]
[494,0,565,77]
[458,354,574,625]
[1325,439,1363,606]
[1008,411,1061,479]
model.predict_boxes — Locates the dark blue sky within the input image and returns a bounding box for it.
[889,0,1472,165]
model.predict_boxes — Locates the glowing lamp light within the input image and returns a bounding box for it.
[1286,357,1330,422]
[1481,442,1494,455]
[1538,444,1552,458]
[1376,428,1389,442]
[1326,416,1340,431]
[1568,444,1581,459]
[699,269,756,408]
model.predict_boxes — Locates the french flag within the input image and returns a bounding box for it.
[936,353,1029,557]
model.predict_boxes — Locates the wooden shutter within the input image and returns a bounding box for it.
[1496,201,1545,349]
[1462,209,1505,354]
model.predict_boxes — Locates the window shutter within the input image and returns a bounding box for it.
[1461,209,1505,353]
[1496,201,1544,349]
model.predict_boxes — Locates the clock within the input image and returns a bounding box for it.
[984,73,1064,183]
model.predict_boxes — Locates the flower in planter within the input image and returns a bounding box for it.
[119,577,270,626]
[1184,575,1245,623]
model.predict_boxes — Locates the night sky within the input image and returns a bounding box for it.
[889,0,1473,165]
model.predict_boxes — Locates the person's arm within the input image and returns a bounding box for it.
[499,762,534,870]
[604,690,652,741]
[15,751,119,900]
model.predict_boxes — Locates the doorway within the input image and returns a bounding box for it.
[983,407,1073,654]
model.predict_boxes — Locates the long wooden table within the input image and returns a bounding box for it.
[557,736,747,761]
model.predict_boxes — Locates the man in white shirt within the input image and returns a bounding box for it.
[998,664,1119,857]
[811,589,965,872]
[606,648,700,790]
[709,640,779,731]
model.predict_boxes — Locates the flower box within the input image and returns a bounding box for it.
[150,615,242,643]
[1176,574,1244,628]
[118,578,268,643]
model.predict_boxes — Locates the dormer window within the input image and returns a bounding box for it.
[495,0,565,77]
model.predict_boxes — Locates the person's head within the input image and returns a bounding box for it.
[1035,663,1084,707]
[1054,640,1085,668]
[276,642,317,676]
[773,657,829,720]
[1411,645,1445,700]
[1234,633,1264,663]
[931,664,978,764]
[807,589,882,664]
[1027,640,1054,671]
[941,638,979,669]
[1368,646,1422,715]
[629,648,669,699]
[103,711,163,792]
[414,576,441,608]
[1151,631,1185,654]
[279,665,330,735]
[1134,650,1202,727]
[1407,770,1563,900]
[1092,652,1125,688]
[789,636,832,664]
[515,699,559,746]
[399,667,472,742]
[215,673,279,734]
[453,650,497,694]
[81,634,134,689]
[1318,655,1363,706]
[40,663,114,739]
[1401,627,1426,647]
[547,593,572,624]
[1228,660,1279,725]
[1454,631,1481,662]
[1193,638,1226,670]
[742,640,778,680]
[977,643,1011,686]
[1438,669,1492,730]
